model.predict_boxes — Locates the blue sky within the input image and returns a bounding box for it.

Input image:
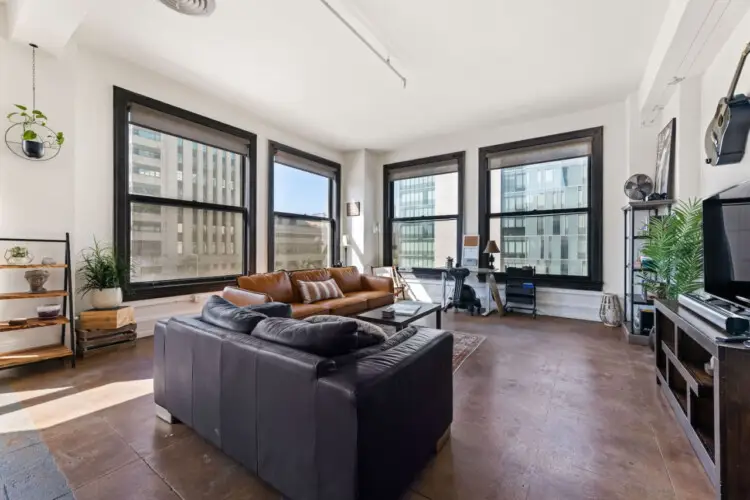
[273,163,329,216]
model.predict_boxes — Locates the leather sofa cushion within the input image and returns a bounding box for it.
[252,317,358,356]
[238,271,295,303]
[244,301,293,318]
[315,296,368,316]
[291,303,330,319]
[344,290,394,309]
[289,269,330,302]
[297,278,344,304]
[201,295,267,333]
[328,266,363,294]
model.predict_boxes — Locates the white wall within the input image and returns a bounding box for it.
[0,33,345,351]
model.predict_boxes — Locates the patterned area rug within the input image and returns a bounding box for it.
[451,331,485,372]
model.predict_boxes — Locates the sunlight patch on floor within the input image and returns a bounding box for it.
[0,386,72,408]
[0,378,153,433]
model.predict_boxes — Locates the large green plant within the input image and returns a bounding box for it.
[639,199,703,300]
[77,239,130,295]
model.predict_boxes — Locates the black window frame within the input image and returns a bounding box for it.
[478,127,603,291]
[114,87,257,301]
[267,141,341,271]
[383,152,465,277]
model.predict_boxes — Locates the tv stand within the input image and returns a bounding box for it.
[654,299,750,499]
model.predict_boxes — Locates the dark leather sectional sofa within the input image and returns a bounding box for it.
[153,311,453,500]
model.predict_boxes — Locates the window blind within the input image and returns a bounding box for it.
[487,138,592,170]
[129,103,250,155]
[387,158,459,181]
[274,150,337,179]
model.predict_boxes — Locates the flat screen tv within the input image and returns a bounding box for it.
[704,181,750,304]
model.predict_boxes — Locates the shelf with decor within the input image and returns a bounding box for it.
[621,200,673,345]
[0,235,76,369]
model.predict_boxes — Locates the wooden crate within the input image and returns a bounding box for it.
[76,323,137,358]
[78,306,135,330]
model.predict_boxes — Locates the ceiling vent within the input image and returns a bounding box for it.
[158,0,216,16]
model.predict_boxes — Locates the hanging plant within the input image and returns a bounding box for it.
[3,44,65,161]
[7,105,64,158]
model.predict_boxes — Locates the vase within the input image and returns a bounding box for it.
[90,288,123,309]
[598,293,622,327]
[22,140,45,159]
[24,269,49,293]
[4,248,33,265]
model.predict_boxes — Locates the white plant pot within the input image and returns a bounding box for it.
[90,288,123,309]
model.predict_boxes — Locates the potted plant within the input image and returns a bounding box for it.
[4,245,34,265]
[6,104,64,159]
[639,199,703,300]
[78,239,130,309]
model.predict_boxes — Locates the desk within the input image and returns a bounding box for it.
[438,268,503,316]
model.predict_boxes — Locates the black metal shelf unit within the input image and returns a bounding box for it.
[621,200,673,344]
[504,266,537,318]
[0,234,76,370]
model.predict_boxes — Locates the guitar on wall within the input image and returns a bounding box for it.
[705,42,750,166]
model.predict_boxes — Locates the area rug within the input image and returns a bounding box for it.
[451,331,485,372]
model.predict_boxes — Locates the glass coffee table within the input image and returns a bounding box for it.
[356,300,442,330]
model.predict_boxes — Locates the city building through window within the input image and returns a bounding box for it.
[114,88,256,300]
[268,142,341,271]
[383,152,464,270]
[478,128,603,290]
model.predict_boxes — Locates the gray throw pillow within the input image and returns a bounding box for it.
[305,315,387,348]
[201,295,267,333]
[252,317,359,356]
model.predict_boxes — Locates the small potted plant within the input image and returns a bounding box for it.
[4,245,33,265]
[6,105,64,159]
[78,239,130,309]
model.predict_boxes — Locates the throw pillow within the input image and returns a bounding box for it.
[246,301,292,318]
[297,278,344,304]
[202,295,267,333]
[304,315,387,348]
[252,317,358,356]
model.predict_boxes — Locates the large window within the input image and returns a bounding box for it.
[384,152,464,269]
[478,128,602,290]
[114,87,256,300]
[268,142,340,271]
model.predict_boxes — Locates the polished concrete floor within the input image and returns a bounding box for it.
[0,313,714,500]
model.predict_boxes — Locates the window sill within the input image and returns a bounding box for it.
[397,267,602,292]
[124,278,238,301]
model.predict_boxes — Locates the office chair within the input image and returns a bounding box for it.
[443,267,482,315]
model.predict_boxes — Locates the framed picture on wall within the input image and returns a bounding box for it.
[654,118,676,197]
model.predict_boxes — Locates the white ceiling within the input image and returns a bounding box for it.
[74,0,669,151]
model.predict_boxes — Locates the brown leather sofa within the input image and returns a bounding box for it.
[223,266,394,319]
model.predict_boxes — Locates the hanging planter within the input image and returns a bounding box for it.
[4,44,65,161]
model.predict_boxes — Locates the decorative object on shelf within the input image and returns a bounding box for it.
[24,269,50,293]
[8,318,28,326]
[445,256,454,268]
[598,293,622,327]
[639,199,703,300]
[623,174,654,201]
[654,118,676,198]
[483,240,500,270]
[4,246,33,265]
[4,44,65,161]
[41,257,56,265]
[37,303,61,319]
[704,42,750,166]
[346,201,361,216]
[78,239,129,309]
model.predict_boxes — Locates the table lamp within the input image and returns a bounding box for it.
[483,240,500,269]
